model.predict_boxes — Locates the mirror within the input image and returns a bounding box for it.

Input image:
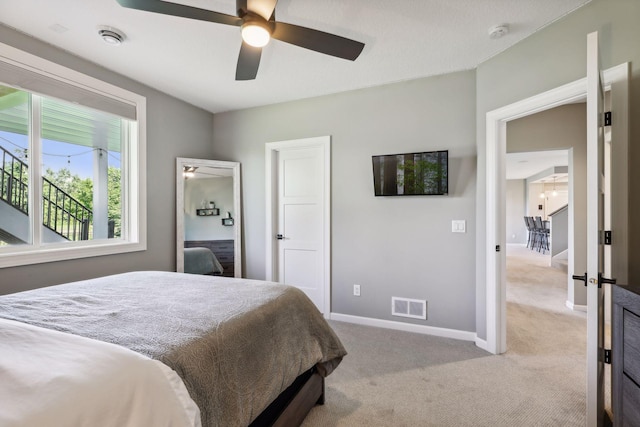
[176,157,241,277]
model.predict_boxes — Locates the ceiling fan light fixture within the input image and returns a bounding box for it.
[116,0,365,80]
[241,16,271,48]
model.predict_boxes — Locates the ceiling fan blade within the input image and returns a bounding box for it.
[116,0,242,26]
[272,22,365,61]
[247,0,278,21]
[236,42,262,80]
[236,0,247,15]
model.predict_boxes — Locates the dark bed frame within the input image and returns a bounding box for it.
[249,368,325,427]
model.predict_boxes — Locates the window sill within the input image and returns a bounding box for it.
[0,240,146,268]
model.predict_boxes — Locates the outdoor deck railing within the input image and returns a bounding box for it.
[42,177,92,241]
[1,145,92,241]
[1,145,28,214]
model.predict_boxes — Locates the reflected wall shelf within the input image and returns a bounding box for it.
[196,208,220,216]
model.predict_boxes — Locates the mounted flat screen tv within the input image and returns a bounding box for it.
[372,150,448,196]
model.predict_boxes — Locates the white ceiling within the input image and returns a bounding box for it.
[0,0,591,114]
[506,150,569,181]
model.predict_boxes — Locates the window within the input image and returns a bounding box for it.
[0,43,146,267]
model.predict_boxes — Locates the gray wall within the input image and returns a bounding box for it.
[212,71,478,332]
[0,24,214,294]
[184,177,234,241]
[507,104,587,305]
[3,0,637,339]
[550,208,569,257]
[505,180,526,244]
[475,0,640,338]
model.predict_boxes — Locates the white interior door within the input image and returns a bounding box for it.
[265,137,330,315]
[585,30,611,427]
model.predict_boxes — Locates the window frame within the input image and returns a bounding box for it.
[0,42,147,268]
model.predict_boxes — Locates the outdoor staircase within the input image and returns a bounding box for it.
[1,145,92,244]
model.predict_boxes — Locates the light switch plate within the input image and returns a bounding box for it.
[452,220,466,233]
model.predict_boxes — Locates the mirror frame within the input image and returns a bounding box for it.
[176,157,242,277]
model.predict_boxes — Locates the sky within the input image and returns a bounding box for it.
[0,130,120,179]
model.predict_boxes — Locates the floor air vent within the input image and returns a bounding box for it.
[392,297,427,320]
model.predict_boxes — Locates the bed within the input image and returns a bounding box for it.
[184,247,224,275]
[0,271,346,427]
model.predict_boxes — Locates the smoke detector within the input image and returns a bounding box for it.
[98,26,126,46]
[488,24,509,40]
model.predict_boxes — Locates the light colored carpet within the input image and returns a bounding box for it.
[303,244,587,426]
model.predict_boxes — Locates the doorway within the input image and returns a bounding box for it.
[503,109,590,417]
[484,65,629,426]
[265,136,331,316]
[484,63,629,356]
[505,148,574,307]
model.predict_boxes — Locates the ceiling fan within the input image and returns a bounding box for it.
[116,0,365,80]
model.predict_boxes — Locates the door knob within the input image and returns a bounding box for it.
[572,272,587,286]
[598,272,616,287]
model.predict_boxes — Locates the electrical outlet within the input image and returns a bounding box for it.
[353,284,361,297]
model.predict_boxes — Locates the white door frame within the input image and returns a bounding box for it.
[265,136,331,316]
[484,63,629,355]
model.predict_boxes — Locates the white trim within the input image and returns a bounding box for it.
[330,313,477,343]
[475,337,489,351]
[566,300,588,312]
[484,63,629,355]
[607,64,630,285]
[265,145,276,281]
[175,158,242,277]
[0,42,147,268]
[265,136,331,315]
[0,42,139,110]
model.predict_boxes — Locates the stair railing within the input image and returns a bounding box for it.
[1,145,92,241]
[1,145,28,214]
[42,178,92,241]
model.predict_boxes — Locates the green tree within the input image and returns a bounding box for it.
[107,167,121,237]
[43,167,122,238]
[43,167,93,209]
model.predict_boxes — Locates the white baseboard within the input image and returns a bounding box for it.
[474,337,489,351]
[565,300,587,312]
[329,312,477,342]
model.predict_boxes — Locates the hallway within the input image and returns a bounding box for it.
[506,243,587,422]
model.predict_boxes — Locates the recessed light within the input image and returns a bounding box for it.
[98,26,126,46]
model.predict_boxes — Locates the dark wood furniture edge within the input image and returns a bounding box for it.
[612,288,622,426]
[249,368,325,427]
[612,284,640,427]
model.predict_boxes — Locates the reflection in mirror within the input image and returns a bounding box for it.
[176,158,241,278]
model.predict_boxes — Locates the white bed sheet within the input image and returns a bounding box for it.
[0,318,201,427]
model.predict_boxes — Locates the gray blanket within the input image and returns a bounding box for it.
[0,271,346,427]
